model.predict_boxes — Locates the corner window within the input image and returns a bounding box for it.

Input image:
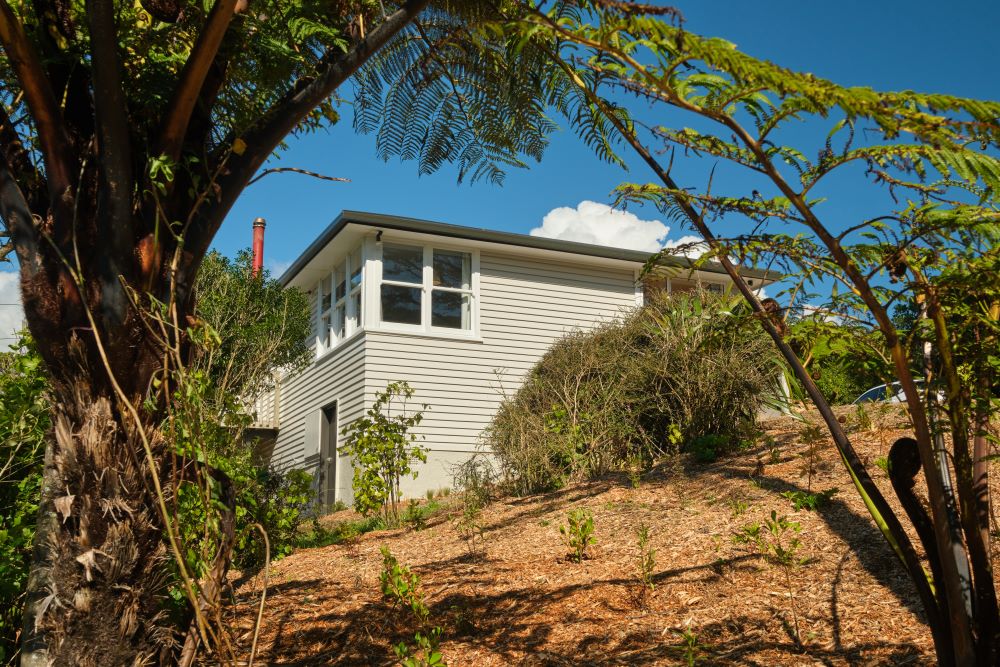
[316,245,364,354]
[378,243,474,332]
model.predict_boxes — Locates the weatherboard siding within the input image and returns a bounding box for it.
[268,330,367,503]
[364,250,638,497]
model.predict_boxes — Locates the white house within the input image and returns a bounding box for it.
[253,210,771,505]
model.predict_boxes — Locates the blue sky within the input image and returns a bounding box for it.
[1,0,998,340]
[214,0,1000,276]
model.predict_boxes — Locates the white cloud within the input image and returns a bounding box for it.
[0,271,24,347]
[266,258,292,278]
[530,201,671,252]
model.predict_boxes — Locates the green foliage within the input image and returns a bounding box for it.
[782,488,839,512]
[688,433,746,464]
[786,319,887,406]
[296,515,386,550]
[559,508,595,563]
[452,457,495,559]
[728,498,749,518]
[874,457,890,473]
[676,628,704,667]
[193,250,313,404]
[235,468,315,571]
[380,547,445,666]
[403,499,442,532]
[762,511,806,568]
[485,290,777,493]
[341,381,428,525]
[0,338,49,662]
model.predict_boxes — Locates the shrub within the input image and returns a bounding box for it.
[559,508,596,563]
[0,338,49,662]
[484,290,777,492]
[341,381,427,525]
[233,467,314,572]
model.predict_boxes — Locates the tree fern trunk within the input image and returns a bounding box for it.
[19,378,176,666]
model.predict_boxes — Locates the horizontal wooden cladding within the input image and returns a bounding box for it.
[480,253,636,289]
[270,333,367,471]
[480,273,635,302]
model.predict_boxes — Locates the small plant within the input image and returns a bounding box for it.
[731,521,764,552]
[762,511,807,643]
[768,446,782,465]
[454,500,486,559]
[404,500,428,531]
[379,547,445,666]
[854,403,873,431]
[636,523,657,597]
[727,497,749,518]
[559,508,596,562]
[341,381,428,526]
[426,489,436,501]
[676,627,704,666]
[782,488,839,511]
[874,456,889,473]
[688,433,730,463]
[627,455,644,489]
[438,487,451,498]
[393,628,445,667]
[798,423,828,491]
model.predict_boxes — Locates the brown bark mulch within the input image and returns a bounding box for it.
[230,407,998,665]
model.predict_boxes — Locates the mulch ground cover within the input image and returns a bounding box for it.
[230,407,999,665]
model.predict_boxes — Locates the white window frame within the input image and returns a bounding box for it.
[315,244,365,356]
[373,240,480,339]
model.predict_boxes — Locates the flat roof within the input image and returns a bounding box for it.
[278,210,771,286]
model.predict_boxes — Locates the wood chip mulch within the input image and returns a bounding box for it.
[229,408,999,665]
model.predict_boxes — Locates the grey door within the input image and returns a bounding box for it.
[320,403,337,507]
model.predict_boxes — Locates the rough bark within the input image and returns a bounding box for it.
[19,342,176,667]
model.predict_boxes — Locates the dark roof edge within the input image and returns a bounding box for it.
[278,210,772,286]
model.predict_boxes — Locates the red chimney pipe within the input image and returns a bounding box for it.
[251,217,266,277]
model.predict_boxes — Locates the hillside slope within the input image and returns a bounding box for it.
[232,409,997,665]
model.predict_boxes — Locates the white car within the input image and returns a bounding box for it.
[853,380,937,404]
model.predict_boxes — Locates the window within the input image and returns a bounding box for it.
[316,245,364,354]
[381,244,423,325]
[431,249,471,329]
[379,243,474,332]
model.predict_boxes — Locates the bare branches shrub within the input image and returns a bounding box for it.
[485,290,777,493]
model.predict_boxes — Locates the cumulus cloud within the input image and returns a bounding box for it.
[529,201,671,252]
[0,271,24,347]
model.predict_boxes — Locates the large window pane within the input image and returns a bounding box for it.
[381,285,422,325]
[320,277,332,312]
[433,250,469,289]
[383,245,423,283]
[431,291,470,329]
[333,304,345,338]
[351,292,362,325]
[349,247,363,289]
[334,265,346,301]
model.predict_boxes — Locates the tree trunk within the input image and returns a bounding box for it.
[20,349,176,666]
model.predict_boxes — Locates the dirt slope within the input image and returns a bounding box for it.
[232,409,997,665]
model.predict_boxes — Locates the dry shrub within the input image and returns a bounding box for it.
[485,289,777,494]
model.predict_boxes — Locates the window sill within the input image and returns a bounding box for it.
[314,328,365,363]
[367,324,483,344]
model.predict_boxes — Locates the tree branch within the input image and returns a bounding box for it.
[0,150,42,281]
[0,98,46,211]
[0,0,75,208]
[86,0,134,325]
[184,0,431,270]
[158,0,239,163]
